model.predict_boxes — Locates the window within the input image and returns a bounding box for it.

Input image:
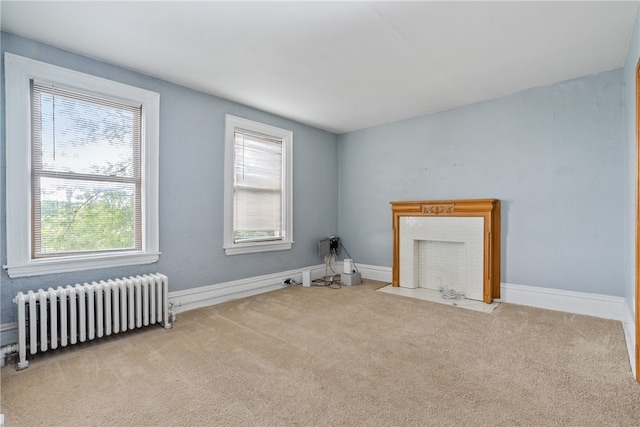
[224,115,293,255]
[4,53,160,277]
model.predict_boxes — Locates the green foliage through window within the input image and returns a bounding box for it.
[39,190,135,254]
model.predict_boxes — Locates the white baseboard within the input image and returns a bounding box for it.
[622,300,636,378]
[500,282,625,321]
[168,264,328,315]
[168,261,392,316]
[355,263,392,283]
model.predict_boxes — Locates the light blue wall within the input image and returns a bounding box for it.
[0,33,339,324]
[338,69,625,296]
[623,8,640,313]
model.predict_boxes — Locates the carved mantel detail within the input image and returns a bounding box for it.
[390,199,501,303]
[421,204,455,215]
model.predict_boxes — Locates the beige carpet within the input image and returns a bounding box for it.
[2,280,639,426]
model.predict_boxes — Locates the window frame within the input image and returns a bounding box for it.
[223,114,293,255]
[4,53,160,278]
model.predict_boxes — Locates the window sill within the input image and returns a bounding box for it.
[224,241,293,256]
[4,251,160,278]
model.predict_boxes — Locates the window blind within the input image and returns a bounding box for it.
[31,80,142,256]
[233,129,283,243]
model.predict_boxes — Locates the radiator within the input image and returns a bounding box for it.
[13,273,172,369]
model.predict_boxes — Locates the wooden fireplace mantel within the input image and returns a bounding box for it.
[390,199,501,303]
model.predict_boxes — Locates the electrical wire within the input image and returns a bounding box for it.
[309,237,360,290]
[339,241,359,273]
[440,286,463,299]
[325,254,341,288]
[308,254,342,289]
[327,254,339,276]
[311,277,341,289]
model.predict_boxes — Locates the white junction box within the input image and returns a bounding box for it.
[302,270,311,287]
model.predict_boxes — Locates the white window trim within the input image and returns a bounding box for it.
[3,53,160,278]
[223,114,293,255]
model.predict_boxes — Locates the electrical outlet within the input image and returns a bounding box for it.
[329,236,340,256]
[282,278,292,285]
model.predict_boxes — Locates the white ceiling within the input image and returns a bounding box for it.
[1,1,639,134]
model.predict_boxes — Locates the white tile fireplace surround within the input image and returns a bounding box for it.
[391,199,501,303]
[399,216,484,301]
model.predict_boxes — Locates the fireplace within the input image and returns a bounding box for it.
[399,216,484,300]
[391,199,500,303]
